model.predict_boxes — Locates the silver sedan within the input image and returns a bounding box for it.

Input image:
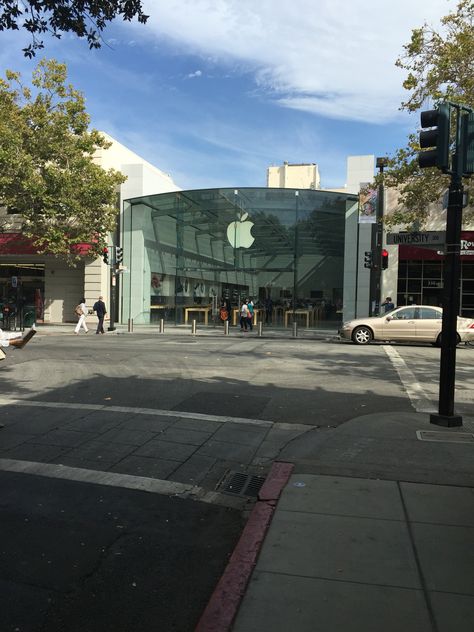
[339,305,474,345]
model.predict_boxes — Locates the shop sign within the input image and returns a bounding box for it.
[461,239,474,255]
[386,231,445,246]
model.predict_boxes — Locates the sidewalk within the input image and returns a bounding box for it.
[208,412,474,631]
[33,322,339,340]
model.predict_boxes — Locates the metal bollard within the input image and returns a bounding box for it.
[191,319,197,336]
[292,321,298,338]
[224,321,229,336]
[258,321,263,337]
[159,318,164,334]
[128,318,134,333]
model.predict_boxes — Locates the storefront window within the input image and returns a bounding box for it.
[122,188,352,327]
[0,263,44,328]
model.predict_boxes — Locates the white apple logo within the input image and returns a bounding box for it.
[226,212,255,248]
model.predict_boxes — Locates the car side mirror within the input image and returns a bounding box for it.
[386,316,392,322]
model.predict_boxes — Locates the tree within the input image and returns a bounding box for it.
[0,0,148,57]
[380,0,474,228]
[0,59,126,262]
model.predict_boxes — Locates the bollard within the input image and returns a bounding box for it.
[191,319,197,336]
[224,321,229,336]
[292,321,298,338]
[258,321,263,337]
[159,318,164,334]
[128,318,134,333]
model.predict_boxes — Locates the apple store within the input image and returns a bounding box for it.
[121,187,357,328]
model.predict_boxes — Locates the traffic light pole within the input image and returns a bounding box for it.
[369,158,387,315]
[430,175,463,427]
[417,101,472,427]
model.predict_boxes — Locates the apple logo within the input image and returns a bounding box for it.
[226,212,255,248]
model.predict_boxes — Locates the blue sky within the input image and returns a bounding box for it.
[0,0,456,190]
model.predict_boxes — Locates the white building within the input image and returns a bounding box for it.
[267,162,321,190]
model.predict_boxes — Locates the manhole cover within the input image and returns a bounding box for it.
[220,471,266,497]
[416,430,474,444]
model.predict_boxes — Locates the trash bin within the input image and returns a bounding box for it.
[23,309,36,328]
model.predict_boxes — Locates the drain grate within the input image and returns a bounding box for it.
[220,471,266,497]
[416,430,474,444]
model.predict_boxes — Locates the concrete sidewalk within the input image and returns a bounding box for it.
[31,322,339,340]
[231,412,474,632]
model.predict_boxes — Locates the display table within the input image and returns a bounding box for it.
[284,309,311,328]
[184,306,212,325]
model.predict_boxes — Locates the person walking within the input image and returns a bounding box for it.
[74,298,89,334]
[247,299,254,331]
[240,300,249,331]
[93,296,107,334]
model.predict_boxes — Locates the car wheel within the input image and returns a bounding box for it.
[352,326,373,345]
[435,333,461,347]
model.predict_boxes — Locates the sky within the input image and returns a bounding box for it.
[0,0,458,190]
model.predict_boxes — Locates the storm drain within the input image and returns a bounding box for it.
[220,471,266,498]
[416,430,474,444]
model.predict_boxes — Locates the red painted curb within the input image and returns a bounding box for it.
[195,461,294,632]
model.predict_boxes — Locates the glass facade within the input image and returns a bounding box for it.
[122,187,355,328]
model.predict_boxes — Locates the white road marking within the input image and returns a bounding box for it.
[0,397,311,432]
[382,345,435,413]
[0,458,245,508]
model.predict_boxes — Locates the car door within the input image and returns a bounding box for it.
[416,306,443,341]
[382,306,417,340]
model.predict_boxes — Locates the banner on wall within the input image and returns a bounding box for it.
[358,183,378,224]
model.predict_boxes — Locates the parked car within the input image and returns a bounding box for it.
[339,305,474,345]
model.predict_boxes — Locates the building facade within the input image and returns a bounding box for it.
[267,162,321,190]
[0,133,180,326]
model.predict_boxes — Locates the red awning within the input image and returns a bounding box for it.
[0,233,93,256]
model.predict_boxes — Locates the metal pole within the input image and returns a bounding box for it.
[430,176,463,427]
[191,319,197,336]
[159,318,164,333]
[224,320,229,336]
[258,321,263,337]
[127,318,133,333]
[292,321,298,338]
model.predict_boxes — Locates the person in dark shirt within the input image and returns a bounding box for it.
[382,297,395,313]
[93,296,107,334]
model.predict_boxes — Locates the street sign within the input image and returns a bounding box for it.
[386,231,445,246]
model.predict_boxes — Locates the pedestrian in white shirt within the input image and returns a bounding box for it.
[74,298,89,334]
[240,300,249,331]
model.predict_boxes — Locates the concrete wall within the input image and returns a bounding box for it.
[84,133,181,323]
[44,260,85,324]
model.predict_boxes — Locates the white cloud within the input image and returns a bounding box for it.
[187,70,203,78]
[141,0,455,123]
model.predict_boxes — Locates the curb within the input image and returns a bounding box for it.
[195,461,294,632]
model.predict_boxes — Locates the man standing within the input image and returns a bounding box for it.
[93,296,107,334]
[381,297,395,313]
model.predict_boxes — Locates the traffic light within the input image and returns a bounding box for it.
[364,251,373,269]
[418,103,451,171]
[381,248,389,270]
[461,110,474,176]
[115,246,123,265]
[102,247,109,265]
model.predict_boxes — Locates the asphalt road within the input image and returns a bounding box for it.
[0,330,472,631]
